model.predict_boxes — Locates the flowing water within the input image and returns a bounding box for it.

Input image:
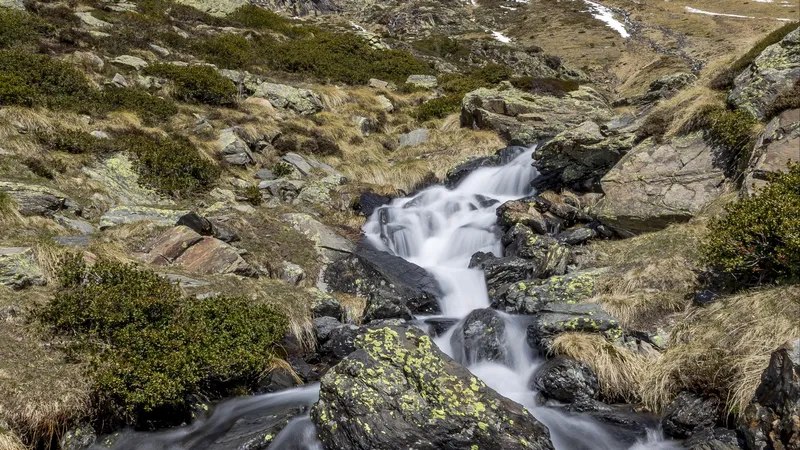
[106,147,679,449]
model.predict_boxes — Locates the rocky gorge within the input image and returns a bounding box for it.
[0,0,798,449]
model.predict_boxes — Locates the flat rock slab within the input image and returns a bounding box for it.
[252,82,323,115]
[527,302,620,353]
[174,236,254,277]
[111,55,149,70]
[146,225,204,265]
[0,181,78,217]
[83,154,171,206]
[0,247,45,289]
[280,213,354,262]
[100,206,189,229]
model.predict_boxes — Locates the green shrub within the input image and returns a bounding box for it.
[144,64,237,106]
[711,22,800,91]
[437,73,484,95]
[0,8,49,49]
[36,128,112,154]
[686,106,759,175]
[416,95,462,121]
[192,33,258,69]
[299,129,342,157]
[273,161,295,177]
[510,77,580,97]
[100,87,178,126]
[702,164,800,287]
[39,257,286,424]
[0,50,95,110]
[242,185,262,206]
[115,131,220,196]
[227,5,297,35]
[411,35,471,59]
[23,157,56,179]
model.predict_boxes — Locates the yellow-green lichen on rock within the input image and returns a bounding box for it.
[311,326,554,450]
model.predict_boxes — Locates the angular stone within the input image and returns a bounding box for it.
[99,206,189,229]
[368,78,389,89]
[0,181,78,217]
[660,392,719,439]
[398,129,429,148]
[450,308,509,366]
[252,82,323,115]
[175,211,213,236]
[527,302,620,353]
[743,108,800,195]
[0,247,45,289]
[75,12,111,28]
[405,74,438,89]
[529,356,600,403]
[83,154,169,206]
[309,289,344,320]
[218,128,254,166]
[280,213,354,263]
[111,55,149,70]
[173,0,247,17]
[491,269,604,315]
[280,261,305,284]
[54,215,97,235]
[174,237,255,277]
[145,226,203,265]
[376,95,394,112]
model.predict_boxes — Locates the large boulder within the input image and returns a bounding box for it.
[491,269,604,315]
[311,326,555,450]
[280,213,354,264]
[252,82,323,115]
[174,0,247,17]
[742,108,800,195]
[0,247,46,289]
[738,338,800,450]
[82,154,170,206]
[469,252,543,294]
[527,302,620,353]
[99,206,189,229]
[143,226,256,277]
[449,308,509,366]
[729,28,800,120]
[528,356,599,404]
[0,181,79,217]
[533,121,635,191]
[593,133,726,235]
[501,225,570,276]
[325,245,442,316]
[218,128,255,166]
[683,428,742,450]
[660,391,719,439]
[461,85,612,146]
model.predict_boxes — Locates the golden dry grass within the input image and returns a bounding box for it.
[334,292,367,324]
[0,433,26,450]
[641,285,800,415]
[551,333,651,403]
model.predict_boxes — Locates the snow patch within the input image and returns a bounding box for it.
[491,30,512,43]
[684,6,754,19]
[583,0,630,38]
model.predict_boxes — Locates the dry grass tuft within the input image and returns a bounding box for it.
[641,285,800,415]
[318,85,351,110]
[0,432,26,450]
[551,333,651,403]
[334,292,367,324]
[0,193,23,226]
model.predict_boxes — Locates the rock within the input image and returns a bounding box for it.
[99,206,188,229]
[60,425,96,450]
[204,406,307,450]
[218,128,255,166]
[405,74,438,89]
[314,316,342,343]
[0,181,78,217]
[469,252,542,293]
[160,273,211,289]
[376,95,394,112]
[424,318,459,337]
[176,211,213,236]
[446,146,527,188]
[280,213,354,263]
[556,226,598,245]
[497,197,550,234]
[75,12,111,28]
[637,72,697,105]
[148,44,170,57]
[209,219,239,243]
[280,261,305,284]
[352,116,377,136]
[309,290,345,320]
[173,0,247,17]
[0,0,24,9]
[257,366,299,393]
[450,308,509,366]
[83,154,168,206]
[54,215,96,235]
[683,428,742,450]
[72,51,104,71]
[368,78,389,89]
[502,226,570,276]
[311,326,555,450]
[397,128,429,148]
[356,191,392,217]
[593,133,726,235]
[320,324,361,363]
[491,269,603,315]
[259,179,306,202]
[742,108,800,195]
[533,121,635,191]
[252,82,323,115]
[0,247,46,289]
[529,356,599,403]
[527,302,620,353]
[110,55,148,70]
[145,226,204,265]
[255,168,277,181]
[461,85,612,146]
[325,245,442,316]
[738,338,800,450]
[660,392,719,439]
[729,29,800,120]
[280,152,313,177]
[362,289,414,322]
[53,236,90,248]
[174,236,256,277]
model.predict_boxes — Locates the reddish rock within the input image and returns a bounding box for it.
[175,237,255,277]
[145,226,203,265]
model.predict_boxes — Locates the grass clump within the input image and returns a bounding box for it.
[37,257,287,425]
[144,64,237,106]
[711,22,800,91]
[115,131,220,197]
[764,79,800,120]
[702,164,800,287]
[100,87,178,126]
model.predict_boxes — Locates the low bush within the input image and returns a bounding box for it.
[411,35,471,60]
[685,106,759,176]
[144,64,237,106]
[23,157,56,179]
[242,185,262,206]
[702,163,800,287]
[299,129,341,157]
[0,8,49,49]
[227,5,299,35]
[711,22,800,91]
[416,95,462,121]
[192,33,258,69]
[0,50,95,110]
[114,131,220,197]
[510,77,580,97]
[36,128,111,155]
[38,257,286,425]
[764,79,800,120]
[100,87,178,126]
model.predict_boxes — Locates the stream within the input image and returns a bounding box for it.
[102,147,680,449]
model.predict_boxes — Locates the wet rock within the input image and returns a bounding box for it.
[314,316,343,343]
[497,197,549,234]
[0,247,45,289]
[527,302,620,353]
[533,121,634,192]
[397,128,429,148]
[110,55,148,70]
[405,74,438,89]
[100,206,189,229]
[738,338,800,450]
[60,425,96,450]
[257,367,299,394]
[252,82,323,115]
[683,428,742,450]
[309,290,344,320]
[0,181,79,217]
[356,191,392,217]
[320,324,360,362]
[219,128,255,166]
[204,406,307,450]
[312,326,555,450]
[556,226,598,245]
[362,289,414,322]
[660,392,719,439]
[461,85,612,146]
[470,252,541,293]
[729,28,800,120]
[502,226,570,277]
[742,108,800,195]
[450,308,509,366]
[424,318,459,337]
[325,245,441,315]
[593,133,726,235]
[491,269,603,315]
[529,356,599,403]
